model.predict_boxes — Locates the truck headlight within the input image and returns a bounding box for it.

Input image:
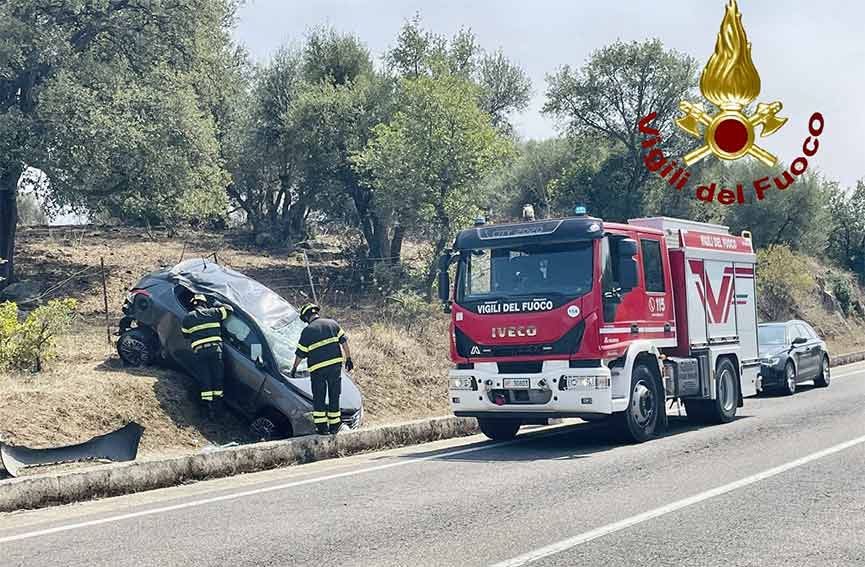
[560,375,610,390]
[449,376,477,391]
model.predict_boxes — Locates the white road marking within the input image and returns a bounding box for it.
[0,427,575,544]
[490,434,865,567]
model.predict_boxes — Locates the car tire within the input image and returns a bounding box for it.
[117,327,158,367]
[478,419,521,441]
[813,355,831,388]
[685,358,738,424]
[781,361,797,395]
[612,363,663,443]
[250,411,291,441]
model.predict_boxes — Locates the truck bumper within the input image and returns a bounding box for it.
[448,363,613,419]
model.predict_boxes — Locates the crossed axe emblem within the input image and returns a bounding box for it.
[676,101,787,167]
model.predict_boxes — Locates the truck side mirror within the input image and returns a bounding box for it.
[437,253,452,305]
[617,239,639,293]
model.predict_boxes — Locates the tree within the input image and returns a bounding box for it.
[543,39,698,219]
[355,73,512,298]
[720,160,831,255]
[386,15,531,134]
[0,0,235,284]
[483,138,574,220]
[827,180,865,281]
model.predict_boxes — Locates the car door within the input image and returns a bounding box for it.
[800,322,823,379]
[791,323,815,379]
[221,313,270,416]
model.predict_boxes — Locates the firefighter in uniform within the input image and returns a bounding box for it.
[290,303,353,435]
[182,294,233,418]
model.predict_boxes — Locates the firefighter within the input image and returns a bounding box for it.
[289,303,353,435]
[182,294,232,419]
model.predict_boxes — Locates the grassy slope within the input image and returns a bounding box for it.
[1,227,450,458]
[1,226,862,459]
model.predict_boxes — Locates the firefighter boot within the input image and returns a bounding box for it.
[316,423,329,435]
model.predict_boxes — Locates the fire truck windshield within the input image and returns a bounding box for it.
[456,241,593,303]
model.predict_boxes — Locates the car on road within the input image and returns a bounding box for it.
[758,320,830,395]
[116,258,363,439]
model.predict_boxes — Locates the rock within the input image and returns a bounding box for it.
[0,280,42,304]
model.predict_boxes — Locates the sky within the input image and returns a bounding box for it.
[233,0,864,189]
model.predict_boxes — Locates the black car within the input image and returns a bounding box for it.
[758,320,830,395]
[117,259,363,439]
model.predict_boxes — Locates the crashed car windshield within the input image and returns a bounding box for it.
[261,313,306,372]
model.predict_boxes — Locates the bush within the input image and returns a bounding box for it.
[756,245,814,321]
[382,289,441,334]
[827,272,854,316]
[0,298,77,372]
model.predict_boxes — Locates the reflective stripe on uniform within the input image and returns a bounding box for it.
[220,306,229,320]
[307,336,340,352]
[200,390,224,399]
[182,322,221,334]
[191,336,222,349]
[296,343,310,353]
[336,328,344,339]
[327,411,341,425]
[312,411,328,424]
[308,357,343,372]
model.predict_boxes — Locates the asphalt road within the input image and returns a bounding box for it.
[2,362,864,567]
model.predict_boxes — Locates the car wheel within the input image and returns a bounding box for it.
[781,361,797,395]
[813,355,831,388]
[478,419,521,441]
[117,328,158,367]
[612,363,663,443]
[685,358,738,424]
[250,412,291,441]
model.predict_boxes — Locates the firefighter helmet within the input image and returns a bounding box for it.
[299,302,320,322]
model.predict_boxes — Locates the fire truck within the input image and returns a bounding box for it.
[438,211,760,443]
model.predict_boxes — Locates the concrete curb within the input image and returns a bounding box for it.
[831,350,865,367]
[0,416,478,513]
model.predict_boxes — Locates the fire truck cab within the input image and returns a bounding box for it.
[439,212,759,443]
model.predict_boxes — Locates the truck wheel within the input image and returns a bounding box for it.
[117,328,158,367]
[478,419,521,441]
[781,361,797,396]
[685,358,738,423]
[612,364,662,443]
[813,356,830,388]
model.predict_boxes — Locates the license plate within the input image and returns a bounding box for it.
[503,378,530,389]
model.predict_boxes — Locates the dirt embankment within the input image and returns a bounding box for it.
[1,227,450,459]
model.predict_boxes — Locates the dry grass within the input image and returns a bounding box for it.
[1,227,452,459]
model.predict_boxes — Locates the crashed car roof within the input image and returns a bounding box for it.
[166,259,299,327]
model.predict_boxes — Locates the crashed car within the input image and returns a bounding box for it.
[117,259,363,439]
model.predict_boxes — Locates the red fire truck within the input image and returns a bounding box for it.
[438,212,760,442]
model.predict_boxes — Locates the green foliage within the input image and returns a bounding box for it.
[543,39,698,218]
[826,272,855,317]
[756,245,815,321]
[382,289,440,334]
[717,162,831,255]
[826,180,865,282]
[355,72,513,296]
[0,299,77,372]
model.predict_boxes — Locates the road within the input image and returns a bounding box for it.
[2,361,864,567]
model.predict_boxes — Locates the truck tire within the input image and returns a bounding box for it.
[117,327,158,367]
[813,355,830,388]
[478,419,521,441]
[612,363,663,443]
[685,358,738,424]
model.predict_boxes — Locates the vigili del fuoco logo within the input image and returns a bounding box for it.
[639,0,824,205]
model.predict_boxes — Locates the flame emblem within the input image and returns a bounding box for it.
[676,0,787,166]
